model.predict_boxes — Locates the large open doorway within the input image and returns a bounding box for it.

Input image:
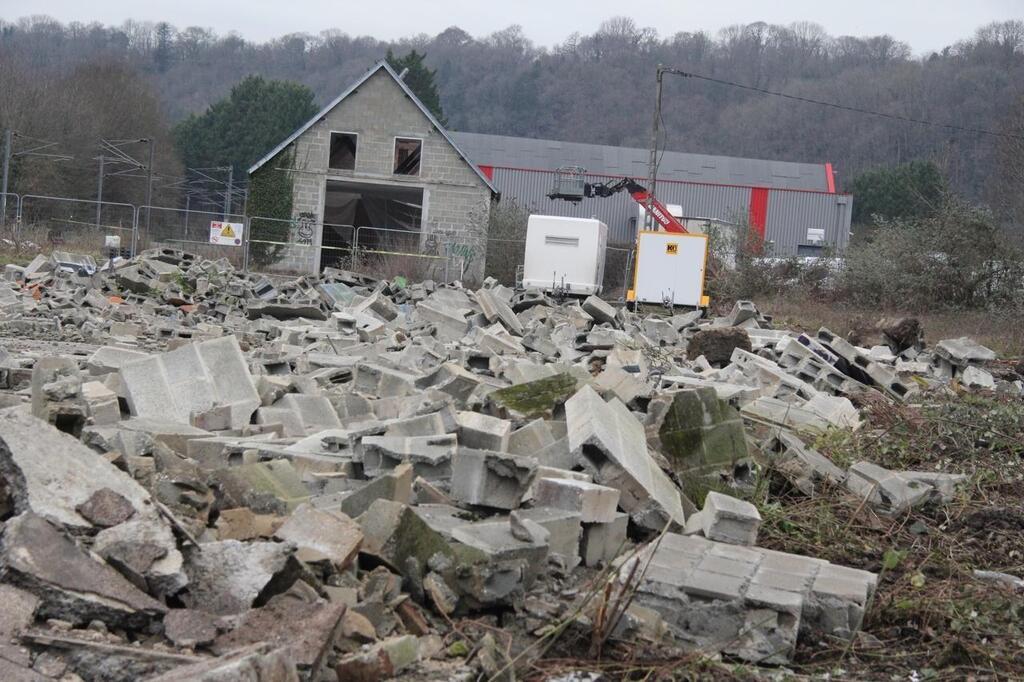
[321,179,424,270]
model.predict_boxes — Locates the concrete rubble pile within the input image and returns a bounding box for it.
[0,248,1015,679]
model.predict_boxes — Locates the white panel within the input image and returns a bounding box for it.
[633,232,708,307]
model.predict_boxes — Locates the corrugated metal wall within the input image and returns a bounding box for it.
[491,167,852,254]
[765,189,851,255]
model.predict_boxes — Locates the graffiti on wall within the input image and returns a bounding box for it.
[424,228,476,270]
[293,212,317,246]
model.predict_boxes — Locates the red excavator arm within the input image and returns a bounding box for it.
[585,178,688,233]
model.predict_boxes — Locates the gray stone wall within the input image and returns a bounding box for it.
[249,68,493,280]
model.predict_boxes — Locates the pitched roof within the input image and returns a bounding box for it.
[449,131,830,192]
[247,61,497,193]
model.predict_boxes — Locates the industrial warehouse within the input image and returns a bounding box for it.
[451,131,852,255]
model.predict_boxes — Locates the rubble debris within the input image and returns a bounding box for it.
[0,247,1011,676]
[181,540,302,615]
[0,512,167,629]
[0,410,159,531]
[150,643,300,682]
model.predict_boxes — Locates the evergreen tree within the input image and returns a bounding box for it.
[172,75,318,173]
[153,22,175,73]
[849,161,947,225]
[386,49,446,125]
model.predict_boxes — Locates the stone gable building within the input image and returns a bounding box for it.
[248,61,496,281]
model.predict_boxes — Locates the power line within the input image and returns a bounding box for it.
[664,68,1024,142]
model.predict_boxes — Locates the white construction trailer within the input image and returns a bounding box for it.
[521,215,608,295]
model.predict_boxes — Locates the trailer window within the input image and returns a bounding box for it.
[545,236,580,247]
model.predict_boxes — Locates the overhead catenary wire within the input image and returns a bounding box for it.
[662,68,1024,142]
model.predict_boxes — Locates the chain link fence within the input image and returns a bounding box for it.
[16,195,135,257]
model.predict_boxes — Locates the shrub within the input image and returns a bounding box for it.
[483,198,529,286]
[839,198,1024,310]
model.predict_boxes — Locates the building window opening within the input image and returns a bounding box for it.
[394,138,422,175]
[329,132,357,171]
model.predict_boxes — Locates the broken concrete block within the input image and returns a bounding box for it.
[353,362,418,398]
[582,295,617,325]
[361,434,454,479]
[624,533,877,664]
[934,337,996,367]
[593,365,652,407]
[961,365,995,390]
[532,477,620,523]
[81,380,121,425]
[273,503,362,571]
[476,289,525,335]
[741,397,831,436]
[699,491,762,546]
[450,448,536,510]
[456,411,512,451]
[338,463,413,517]
[120,336,259,430]
[580,512,629,567]
[450,520,549,607]
[276,393,342,432]
[211,460,311,514]
[93,516,188,598]
[817,328,915,401]
[0,410,157,531]
[0,512,167,629]
[487,372,579,420]
[507,418,556,455]
[566,385,687,531]
[844,462,966,513]
[182,540,301,616]
[357,499,454,578]
[646,388,749,488]
[514,507,582,569]
[803,394,862,430]
[765,432,845,495]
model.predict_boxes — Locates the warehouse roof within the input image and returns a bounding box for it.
[449,131,832,192]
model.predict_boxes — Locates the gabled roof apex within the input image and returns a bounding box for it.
[247,60,496,193]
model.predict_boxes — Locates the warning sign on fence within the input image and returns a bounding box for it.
[209,221,244,246]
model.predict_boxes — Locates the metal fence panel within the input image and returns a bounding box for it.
[17,195,135,255]
[0,192,18,229]
[352,226,457,283]
[136,205,247,268]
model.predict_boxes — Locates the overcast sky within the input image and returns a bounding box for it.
[3,0,1021,53]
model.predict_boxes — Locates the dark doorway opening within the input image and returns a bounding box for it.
[321,180,423,270]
